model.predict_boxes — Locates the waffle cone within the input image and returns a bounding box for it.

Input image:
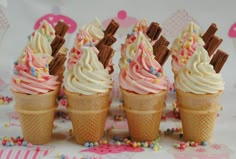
[121,88,167,142]
[176,89,222,143]
[180,105,221,143]
[64,89,110,144]
[12,89,59,144]
[176,89,222,110]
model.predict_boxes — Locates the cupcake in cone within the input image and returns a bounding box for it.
[64,46,113,144]
[11,47,60,144]
[171,22,204,80]
[119,31,168,142]
[175,46,228,143]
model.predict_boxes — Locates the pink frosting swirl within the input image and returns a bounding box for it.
[121,19,148,55]
[67,30,93,70]
[171,32,205,73]
[67,29,114,73]
[11,47,59,94]
[119,43,168,94]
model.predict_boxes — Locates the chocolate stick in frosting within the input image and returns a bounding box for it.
[205,35,223,57]
[152,35,170,66]
[96,34,116,51]
[55,21,69,37]
[51,35,65,57]
[104,19,119,36]
[146,22,162,41]
[98,45,114,70]
[210,49,229,73]
[153,35,169,56]
[202,23,218,44]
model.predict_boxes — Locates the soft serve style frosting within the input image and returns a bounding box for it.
[37,20,56,43]
[175,46,224,94]
[171,22,204,74]
[11,47,59,94]
[27,31,53,55]
[119,32,168,94]
[82,18,104,44]
[67,29,94,70]
[64,46,112,95]
[120,20,150,70]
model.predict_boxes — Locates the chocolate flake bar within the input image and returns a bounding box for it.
[204,35,222,57]
[202,23,217,44]
[104,19,119,36]
[51,35,65,57]
[55,21,69,37]
[210,49,229,73]
[155,46,171,66]
[146,22,162,41]
[98,45,114,69]
[153,35,169,55]
[49,53,66,75]
[96,35,116,51]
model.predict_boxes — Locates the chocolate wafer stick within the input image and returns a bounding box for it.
[96,35,116,51]
[98,45,114,69]
[153,36,169,52]
[202,23,217,44]
[204,35,222,57]
[104,19,119,36]
[51,35,65,57]
[210,49,229,73]
[155,46,171,66]
[146,22,162,41]
[49,53,66,75]
[55,21,69,37]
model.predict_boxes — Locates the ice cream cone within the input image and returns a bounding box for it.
[12,89,59,144]
[176,89,222,111]
[64,89,110,144]
[176,89,222,143]
[121,88,167,142]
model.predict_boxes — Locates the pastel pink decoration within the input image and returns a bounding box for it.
[168,144,233,159]
[103,10,138,28]
[34,13,77,34]
[162,9,198,37]
[0,78,6,89]
[81,144,143,155]
[105,118,128,130]
[0,147,50,159]
[228,23,236,38]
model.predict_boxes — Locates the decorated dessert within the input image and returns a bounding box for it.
[10,21,69,144]
[175,45,228,143]
[119,20,170,142]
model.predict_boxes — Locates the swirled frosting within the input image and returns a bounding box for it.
[120,31,152,70]
[119,32,168,94]
[67,29,94,70]
[82,18,104,43]
[64,46,112,95]
[27,31,52,55]
[37,20,56,43]
[171,22,204,74]
[180,21,202,37]
[175,46,224,94]
[11,47,59,94]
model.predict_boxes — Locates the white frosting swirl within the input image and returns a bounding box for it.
[38,20,56,43]
[64,46,112,95]
[82,18,104,43]
[175,46,224,94]
[27,31,52,55]
[119,32,153,70]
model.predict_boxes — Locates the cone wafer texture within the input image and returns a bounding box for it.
[65,89,110,144]
[121,88,167,141]
[12,89,59,144]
